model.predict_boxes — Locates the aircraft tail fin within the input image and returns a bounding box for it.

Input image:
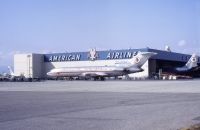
[128,51,157,68]
[185,54,198,69]
[8,66,14,76]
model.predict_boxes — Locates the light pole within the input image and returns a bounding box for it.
[27,55,31,78]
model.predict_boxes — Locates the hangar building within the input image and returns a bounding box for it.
[14,48,200,79]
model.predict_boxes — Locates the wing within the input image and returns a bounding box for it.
[125,66,143,73]
[80,72,108,77]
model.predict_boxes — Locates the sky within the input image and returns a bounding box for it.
[0,0,200,72]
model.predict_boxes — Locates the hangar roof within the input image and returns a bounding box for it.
[148,48,199,63]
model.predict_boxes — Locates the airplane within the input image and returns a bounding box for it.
[8,66,15,77]
[0,68,14,81]
[0,73,10,81]
[7,66,25,81]
[47,51,157,80]
[161,53,200,77]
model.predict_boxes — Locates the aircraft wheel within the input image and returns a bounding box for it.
[100,77,105,81]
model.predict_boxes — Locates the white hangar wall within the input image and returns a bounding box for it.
[14,54,44,78]
[14,54,33,78]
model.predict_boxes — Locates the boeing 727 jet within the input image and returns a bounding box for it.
[162,53,200,77]
[47,51,157,80]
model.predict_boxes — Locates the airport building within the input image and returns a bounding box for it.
[14,48,200,79]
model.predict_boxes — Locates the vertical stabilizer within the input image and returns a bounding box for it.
[185,54,198,69]
[8,66,15,76]
[128,51,157,68]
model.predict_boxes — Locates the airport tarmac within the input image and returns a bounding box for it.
[0,80,200,130]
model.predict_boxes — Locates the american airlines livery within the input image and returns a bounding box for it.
[162,53,200,77]
[175,54,198,72]
[47,51,157,80]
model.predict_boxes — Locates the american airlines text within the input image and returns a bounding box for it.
[46,51,138,62]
